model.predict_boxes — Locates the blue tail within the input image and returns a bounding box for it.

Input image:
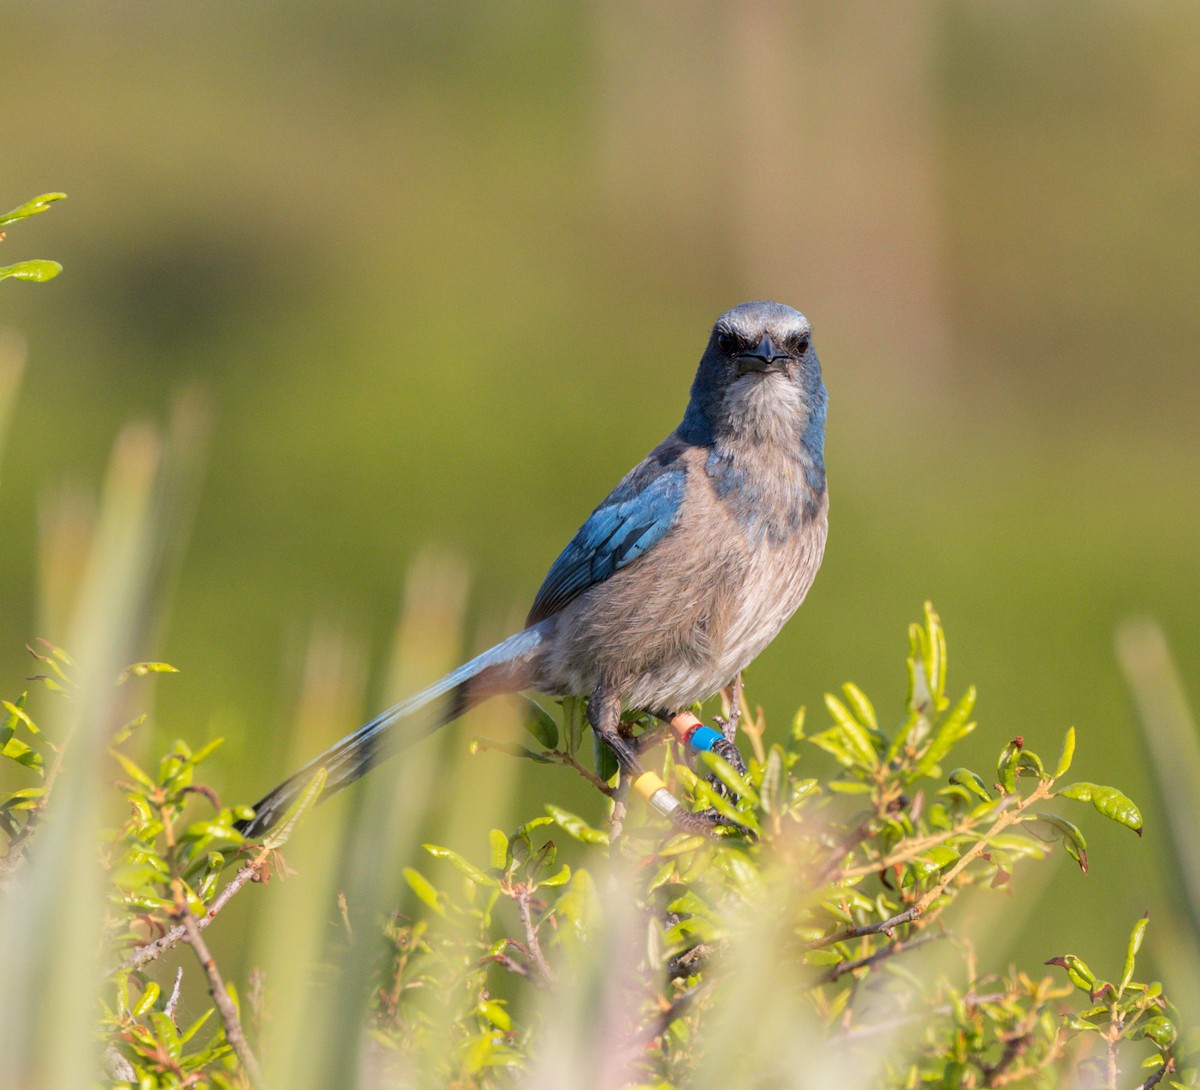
[236,624,547,837]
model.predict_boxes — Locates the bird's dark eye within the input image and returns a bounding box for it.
[716,330,739,354]
[794,336,810,355]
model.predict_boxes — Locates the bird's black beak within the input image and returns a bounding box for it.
[734,334,789,375]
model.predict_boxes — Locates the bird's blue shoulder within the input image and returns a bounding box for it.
[527,439,689,625]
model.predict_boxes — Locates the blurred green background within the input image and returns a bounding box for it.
[3,2,1198,977]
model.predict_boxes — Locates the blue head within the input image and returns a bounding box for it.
[679,301,827,479]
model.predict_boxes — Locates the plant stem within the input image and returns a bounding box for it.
[176,883,267,1088]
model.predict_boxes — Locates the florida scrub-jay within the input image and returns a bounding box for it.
[237,300,828,837]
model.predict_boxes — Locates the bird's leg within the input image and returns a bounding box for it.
[588,688,643,776]
[668,711,748,795]
[589,689,735,835]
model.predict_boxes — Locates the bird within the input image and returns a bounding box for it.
[236,300,828,838]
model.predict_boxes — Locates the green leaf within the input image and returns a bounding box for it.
[189,737,224,764]
[116,661,180,684]
[662,914,720,946]
[111,713,148,746]
[0,786,45,813]
[910,686,977,780]
[807,728,856,768]
[131,981,160,1018]
[1140,1016,1176,1047]
[760,745,786,815]
[2,699,39,736]
[110,749,156,789]
[261,767,327,849]
[0,736,42,772]
[561,695,586,755]
[948,767,991,803]
[1023,813,1088,872]
[488,828,508,871]
[905,627,928,716]
[403,867,445,916]
[928,603,947,703]
[997,737,1023,794]
[904,856,943,886]
[1121,913,1149,994]
[841,682,877,731]
[0,260,62,283]
[1015,750,1045,779]
[826,779,870,794]
[538,864,572,888]
[697,749,758,805]
[593,733,619,782]
[148,1012,183,1061]
[908,603,949,716]
[1046,954,1097,992]
[823,694,880,767]
[793,777,819,802]
[423,843,499,888]
[469,737,553,763]
[1054,726,1076,779]
[545,803,608,845]
[675,765,761,836]
[1058,781,1143,835]
[512,815,554,842]
[0,694,28,746]
[1059,782,1095,801]
[181,820,239,843]
[0,192,66,227]
[667,889,710,916]
[519,697,558,749]
[478,998,512,1031]
[922,845,961,869]
[178,1008,214,1046]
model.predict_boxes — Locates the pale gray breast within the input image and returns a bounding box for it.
[715,490,828,679]
[621,484,828,710]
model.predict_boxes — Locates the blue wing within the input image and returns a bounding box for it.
[527,458,687,625]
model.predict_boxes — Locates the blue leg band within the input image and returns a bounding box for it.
[688,727,723,752]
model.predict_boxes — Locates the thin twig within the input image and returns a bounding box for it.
[0,711,72,873]
[724,673,743,741]
[547,749,615,796]
[809,902,925,950]
[982,1031,1033,1088]
[833,992,1011,1043]
[810,783,1051,949]
[482,945,532,979]
[609,770,629,844]
[164,966,184,1025]
[1133,1058,1173,1090]
[628,983,704,1052]
[177,891,267,1088]
[816,930,941,984]
[833,810,1000,882]
[108,849,270,977]
[514,888,554,984]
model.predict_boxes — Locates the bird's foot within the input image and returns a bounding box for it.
[668,712,749,799]
[709,736,747,775]
[669,804,756,839]
[692,732,749,801]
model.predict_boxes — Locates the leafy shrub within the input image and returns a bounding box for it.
[2,606,1192,1089]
